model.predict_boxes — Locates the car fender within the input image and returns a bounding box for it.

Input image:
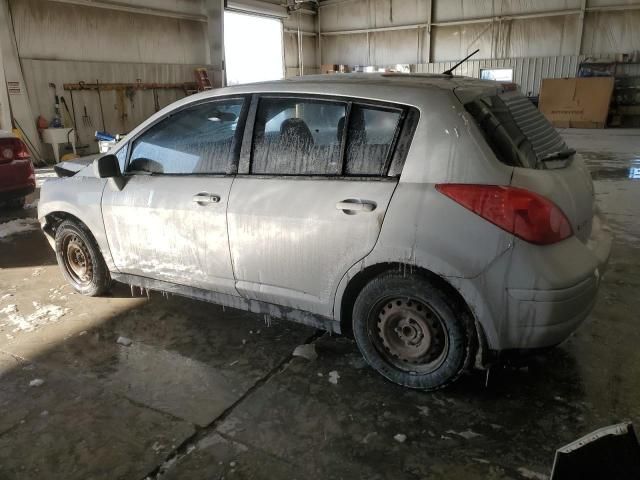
[38,176,117,271]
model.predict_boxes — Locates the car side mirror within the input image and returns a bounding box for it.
[94,154,121,178]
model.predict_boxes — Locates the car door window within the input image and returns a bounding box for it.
[128,99,244,175]
[252,97,347,175]
[345,104,402,176]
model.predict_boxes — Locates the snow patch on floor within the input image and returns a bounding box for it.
[292,343,317,361]
[517,467,548,480]
[393,433,407,443]
[0,302,69,333]
[447,429,482,440]
[0,218,39,240]
[328,370,340,385]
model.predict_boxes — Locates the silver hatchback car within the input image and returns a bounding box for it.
[39,74,612,390]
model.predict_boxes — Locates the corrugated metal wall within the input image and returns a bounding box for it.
[319,0,431,65]
[319,0,640,65]
[11,0,209,64]
[10,0,211,157]
[418,57,640,97]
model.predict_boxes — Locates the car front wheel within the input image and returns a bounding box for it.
[54,219,111,296]
[352,271,474,390]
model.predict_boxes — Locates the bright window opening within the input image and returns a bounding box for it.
[224,11,284,86]
[480,68,514,82]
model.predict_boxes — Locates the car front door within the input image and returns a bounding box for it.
[102,97,247,295]
[227,95,412,316]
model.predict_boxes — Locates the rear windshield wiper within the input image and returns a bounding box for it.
[539,148,576,162]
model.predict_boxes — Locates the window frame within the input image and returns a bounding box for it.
[238,93,418,180]
[122,94,251,177]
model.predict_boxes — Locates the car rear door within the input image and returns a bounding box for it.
[227,95,414,316]
[102,97,247,295]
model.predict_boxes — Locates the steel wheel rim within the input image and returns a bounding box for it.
[62,234,93,286]
[368,297,449,374]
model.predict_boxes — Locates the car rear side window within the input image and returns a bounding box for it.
[128,98,244,175]
[251,97,347,175]
[344,105,402,176]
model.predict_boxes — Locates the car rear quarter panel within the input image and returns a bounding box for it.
[38,175,115,270]
[333,91,514,348]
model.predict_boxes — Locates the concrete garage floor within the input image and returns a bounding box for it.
[1,129,639,480]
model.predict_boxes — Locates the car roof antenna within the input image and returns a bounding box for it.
[442,49,480,76]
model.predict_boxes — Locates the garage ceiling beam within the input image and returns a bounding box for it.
[429,4,640,27]
[45,0,208,22]
[431,9,582,27]
[284,29,317,37]
[320,22,429,36]
[319,1,640,32]
[586,4,640,12]
[318,0,359,7]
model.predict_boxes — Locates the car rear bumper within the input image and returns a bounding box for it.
[456,208,613,354]
[502,209,612,349]
[504,273,600,349]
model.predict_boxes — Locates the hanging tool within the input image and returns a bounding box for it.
[60,96,88,148]
[60,97,74,129]
[153,88,160,112]
[116,89,127,130]
[82,106,93,127]
[125,86,135,110]
[66,90,86,148]
[48,82,62,127]
[96,79,106,131]
[78,80,92,127]
[68,91,78,129]
[48,82,59,115]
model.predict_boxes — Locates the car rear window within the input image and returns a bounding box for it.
[465,91,568,169]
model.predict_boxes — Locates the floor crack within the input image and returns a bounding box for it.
[140,329,325,479]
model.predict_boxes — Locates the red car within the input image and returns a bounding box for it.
[0,131,35,208]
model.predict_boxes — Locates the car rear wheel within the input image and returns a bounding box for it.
[352,271,474,390]
[54,220,111,296]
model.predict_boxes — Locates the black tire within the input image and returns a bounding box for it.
[54,220,111,296]
[352,271,474,390]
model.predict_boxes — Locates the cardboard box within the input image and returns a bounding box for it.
[321,64,339,74]
[538,77,614,128]
[321,64,350,74]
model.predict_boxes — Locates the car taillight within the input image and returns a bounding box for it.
[436,184,573,245]
[0,137,31,164]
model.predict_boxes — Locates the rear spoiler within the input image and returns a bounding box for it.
[453,81,512,104]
